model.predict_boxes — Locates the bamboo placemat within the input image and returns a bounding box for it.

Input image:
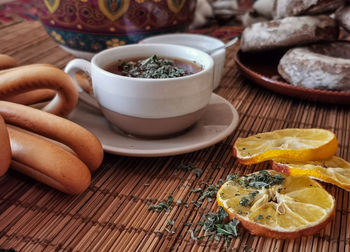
[0,20,349,252]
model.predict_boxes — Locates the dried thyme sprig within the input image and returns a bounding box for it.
[148,194,173,212]
[121,55,189,79]
[176,162,203,178]
[189,207,240,250]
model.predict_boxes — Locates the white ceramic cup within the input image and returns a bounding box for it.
[64,43,214,138]
[140,34,226,90]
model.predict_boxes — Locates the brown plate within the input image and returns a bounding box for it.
[234,49,350,105]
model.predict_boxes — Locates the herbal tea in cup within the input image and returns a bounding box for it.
[64,43,214,138]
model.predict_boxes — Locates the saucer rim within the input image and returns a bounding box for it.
[71,93,239,157]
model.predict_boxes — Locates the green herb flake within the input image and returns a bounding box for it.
[155,230,163,235]
[193,168,203,177]
[196,184,220,206]
[177,162,197,171]
[148,201,169,212]
[241,170,284,189]
[167,195,173,206]
[121,54,191,79]
[167,219,175,226]
[148,194,173,212]
[249,190,259,200]
[239,196,250,207]
[190,188,203,193]
[188,207,240,250]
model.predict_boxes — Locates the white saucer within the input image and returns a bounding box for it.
[68,94,239,157]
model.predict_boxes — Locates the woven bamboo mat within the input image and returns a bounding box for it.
[0,20,350,252]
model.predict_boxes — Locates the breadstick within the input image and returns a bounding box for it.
[0,115,11,176]
[0,101,104,172]
[4,89,56,105]
[0,64,78,116]
[7,125,91,194]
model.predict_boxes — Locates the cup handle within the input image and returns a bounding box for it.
[64,59,100,110]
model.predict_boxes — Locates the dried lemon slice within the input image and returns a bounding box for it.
[233,128,337,165]
[272,156,350,192]
[217,170,335,239]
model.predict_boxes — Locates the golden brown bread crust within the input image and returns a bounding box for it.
[0,101,104,172]
[0,64,78,117]
[0,54,17,70]
[75,72,93,95]
[0,116,11,176]
[0,56,103,193]
[4,89,56,105]
[7,125,91,194]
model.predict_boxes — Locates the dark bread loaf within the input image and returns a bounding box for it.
[278,42,350,90]
[336,6,350,32]
[274,0,344,19]
[240,15,339,52]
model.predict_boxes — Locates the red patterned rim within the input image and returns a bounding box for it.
[234,48,350,105]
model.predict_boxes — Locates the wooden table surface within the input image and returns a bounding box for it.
[0,19,350,252]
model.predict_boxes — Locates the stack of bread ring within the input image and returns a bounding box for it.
[240,0,350,91]
[0,54,104,194]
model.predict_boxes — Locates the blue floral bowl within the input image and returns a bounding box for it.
[35,0,196,58]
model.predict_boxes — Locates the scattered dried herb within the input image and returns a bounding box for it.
[189,207,240,250]
[176,162,203,178]
[167,219,175,226]
[193,168,203,178]
[239,196,250,207]
[228,170,284,189]
[226,173,244,185]
[194,184,221,207]
[155,230,163,235]
[177,162,197,171]
[148,201,170,212]
[190,188,203,193]
[249,190,259,200]
[148,194,173,212]
[176,200,187,206]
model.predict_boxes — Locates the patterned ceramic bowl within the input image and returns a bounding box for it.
[35,0,196,59]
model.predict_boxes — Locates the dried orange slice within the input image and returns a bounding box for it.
[272,156,350,191]
[233,128,337,165]
[217,170,335,239]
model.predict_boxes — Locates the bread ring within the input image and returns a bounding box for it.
[336,6,350,33]
[274,0,343,19]
[0,64,78,116]
[0,54,17,70]
[0,115,11,176]
[0,101,104,172]
[278,42,350,90]
[7,125,91,194]
[75,71,93,95]
[4,89,56,105]
[240,15,339,52]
